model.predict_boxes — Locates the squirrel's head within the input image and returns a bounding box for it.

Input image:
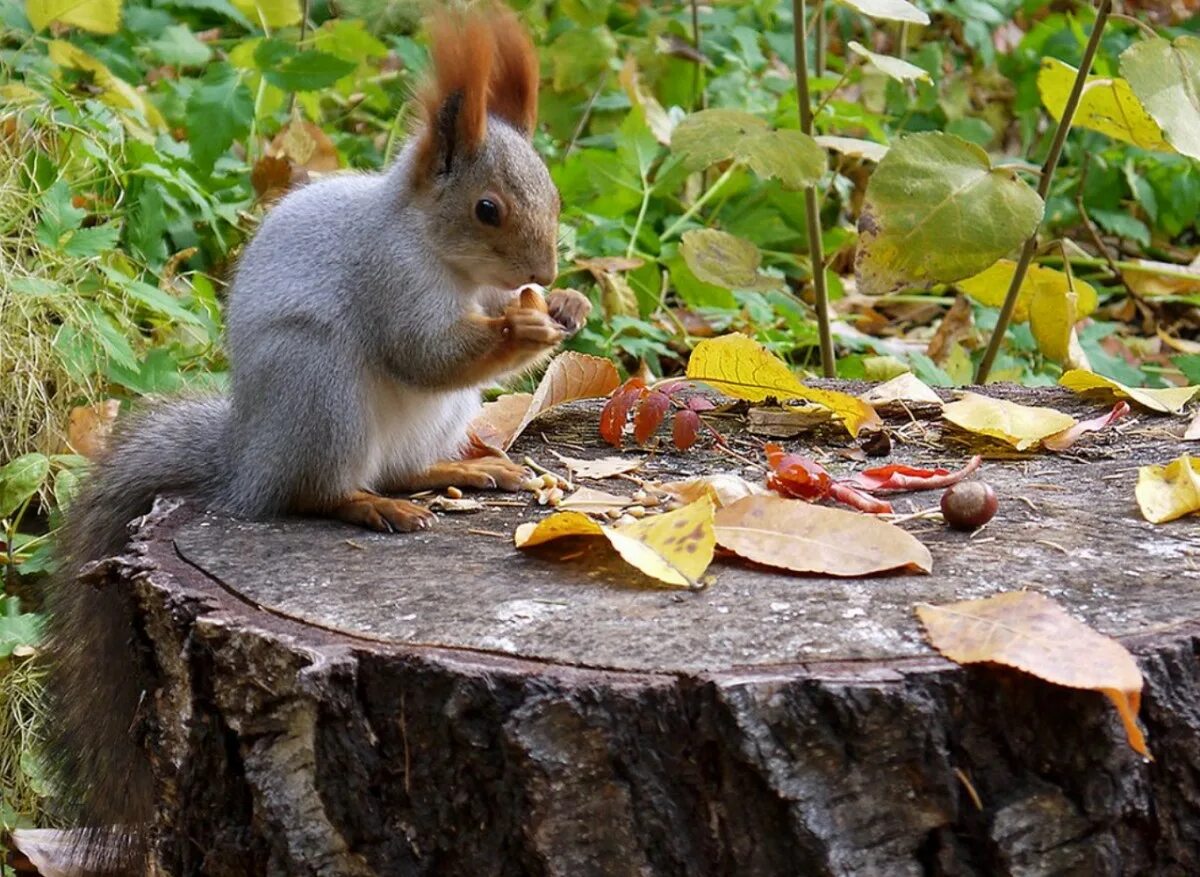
[410,6,559,291]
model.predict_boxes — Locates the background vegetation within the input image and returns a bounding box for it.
[1,0,1196,844]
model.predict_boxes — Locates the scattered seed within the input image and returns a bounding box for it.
[605,508,623,520]
[541,472,558,489]
[547,486,564,506]
[627,505,646,518]
[520,477,542,492]
[614,514,637,527]
[446,486,463,499]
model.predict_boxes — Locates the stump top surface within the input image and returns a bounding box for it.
[173,384,1200,674]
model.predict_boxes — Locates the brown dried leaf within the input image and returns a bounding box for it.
[251,154,292,201]
[470,352,620,450]
[269,119,339,173]
[926,294,974,364]
[67,399,120,459]
[916,591,1148,757]
[549,452,644,479]
[714,495,932,575]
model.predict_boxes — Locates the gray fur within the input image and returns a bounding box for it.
[47,113,560,871]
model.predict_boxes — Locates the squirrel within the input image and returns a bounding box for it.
[44,7,590,873]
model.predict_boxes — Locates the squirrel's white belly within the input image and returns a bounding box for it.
[360,377,481,490]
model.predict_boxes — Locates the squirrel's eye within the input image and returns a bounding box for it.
[475,198,502,227]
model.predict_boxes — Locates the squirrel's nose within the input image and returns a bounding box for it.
[530,265,557,288]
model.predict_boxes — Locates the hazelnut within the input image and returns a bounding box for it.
[941,481,997,531]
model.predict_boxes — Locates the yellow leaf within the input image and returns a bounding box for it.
[715,495,932,576]
[47,42,165,132]
[1038,58,1172,152]
[231,0,300,28]
[1136,454,1200,523]
[942,391,1076,451]
[659,474,768,509]
[514,497,716,588]
[686,334,881,436]
[1059,369,1200,415]
[859,373,944,408]
[917,591,1148,758]
[959,260,1098,343]
[27,0,120,33]
[470,352,620,450]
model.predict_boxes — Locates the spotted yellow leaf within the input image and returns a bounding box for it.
[686,334,881,437]
[1038,58,1172,152]
[514,497,715,588]
[1136,454,1200,524]
[1059,370,1199,415]
[47,42,165,133]
[942,392,1076,451]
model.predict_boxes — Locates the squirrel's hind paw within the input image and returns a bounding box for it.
[393,458,531,492]
[330,492,435,532]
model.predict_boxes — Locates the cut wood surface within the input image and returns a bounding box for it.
[100,383,1200,876]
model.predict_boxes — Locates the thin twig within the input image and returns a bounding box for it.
[976,0,1113,383]
[794,0,836,377]
[565,73,609,156]
[690,0,704,111]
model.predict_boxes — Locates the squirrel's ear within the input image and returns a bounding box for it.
[413,11,494,183]
[486,8,539,137]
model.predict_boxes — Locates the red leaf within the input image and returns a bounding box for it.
[673,409,701,450]
[687,396,716,412]
[849,455,983,494]
[634,390,671,445]
[828,483,894,514]
[764,443,833,500]
[599,378,645,447]
[1043,402,1130,452]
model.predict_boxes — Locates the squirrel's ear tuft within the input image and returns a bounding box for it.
[414,11,494,183]
[486,7,539,137]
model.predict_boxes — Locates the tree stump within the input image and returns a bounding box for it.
[98,384,1199,876]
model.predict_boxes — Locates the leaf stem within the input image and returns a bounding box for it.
[660,163,737,241]
[794,0,835,377]
[975,0,1112,384]
[1110,12,1157,40]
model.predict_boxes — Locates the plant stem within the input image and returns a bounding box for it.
[814,0,826,78]
[975,0,1112,384]
[794,0,835,377]
[691,0,703,111]
[660,163,737,241]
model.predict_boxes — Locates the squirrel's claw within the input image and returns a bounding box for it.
[330,492,435,533]
[546,288,591,336]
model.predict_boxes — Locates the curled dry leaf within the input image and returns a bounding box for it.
[1059,369,1199,415]
[659,473,767,509]
[67,399,120,459]
[1186,410,1200,442]
[942,392,1076,451]
[916,591,1148,758]
[471,352,620,451]
[549,452,643,480]
[714,495,932,576]
[849,456,982,494]
[600,378,646,447]
[1135,454,1200,524]
[557,486,636,516]
[1042,402,1130,452]
[859,372,944,408]
[763,443,894,513]
[514,496,716,588]
[686,334,881,437]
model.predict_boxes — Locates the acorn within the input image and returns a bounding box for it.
[940,481,997,531]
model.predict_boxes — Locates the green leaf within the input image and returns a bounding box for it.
[26,0,120,33]
[262,51,356,92]
[681,229,777,291]
[855,132,1044,294]
[0,454,50,519]
[149,24,213,67]
[848,41,930,83]
[815,135,889,162]
[0,607,42,659]
[1091,210,1150,248]
[547,27,616,92]
[154,0,253,29]
[63,223,121,259]
[35,181,86,247]
[230,0,299,27]
[834,0,929,24]
[186,63,253,173]
[671,109,823,190]
[100,266,206,326]
[1121,36,1200,162]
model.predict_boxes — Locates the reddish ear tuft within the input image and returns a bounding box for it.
[414,11,494,182]
[487,7,539,136]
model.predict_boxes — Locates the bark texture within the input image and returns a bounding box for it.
[90,384,1200,876]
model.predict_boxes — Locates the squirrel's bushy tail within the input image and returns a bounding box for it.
[45,396,231,874]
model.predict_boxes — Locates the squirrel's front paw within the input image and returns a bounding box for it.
[503,308,565,348]
[546,288,592,335]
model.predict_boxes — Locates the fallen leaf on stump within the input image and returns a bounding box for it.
[557,487,635,515]
[916,591,1149,758]
[942,392,1076,451]
[686,333,881,437]
[549,452,644,480]
[859,372,944,408]
[659,473,767,509]
[471,352,620,450]
[1060,369,1199,415]
[1042,402,1130,452]
[849,456,982,494]
[1135,454,1200,523]
[514,496,715,588]
[714,495,932,576]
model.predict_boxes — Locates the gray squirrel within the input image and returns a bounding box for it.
[45,7,590,872]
